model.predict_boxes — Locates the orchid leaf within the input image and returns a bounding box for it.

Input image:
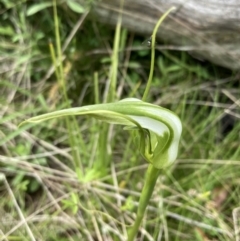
[20,98,182,169]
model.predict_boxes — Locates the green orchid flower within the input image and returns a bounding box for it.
[20,98,182,169]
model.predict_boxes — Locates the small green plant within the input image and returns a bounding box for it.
[19,6,180,241]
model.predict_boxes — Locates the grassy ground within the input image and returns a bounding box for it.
[0,1,240,241]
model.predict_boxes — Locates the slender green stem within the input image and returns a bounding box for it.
[128,8,176,240]
[128,165,161,241]
[142,7,176,101]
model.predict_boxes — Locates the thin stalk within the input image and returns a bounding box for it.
[142,7,176,101]
[128,7,176,241]
[127,165,161,241]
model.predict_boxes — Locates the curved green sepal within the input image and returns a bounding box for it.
[20,98,182,169]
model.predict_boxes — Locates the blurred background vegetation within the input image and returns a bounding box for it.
[0,0,239,240]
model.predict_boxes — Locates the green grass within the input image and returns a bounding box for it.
[0,1,239,241]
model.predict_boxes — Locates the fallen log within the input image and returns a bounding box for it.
[89,0,240,70]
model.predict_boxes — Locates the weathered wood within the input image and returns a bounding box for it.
[90,0,240,69]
